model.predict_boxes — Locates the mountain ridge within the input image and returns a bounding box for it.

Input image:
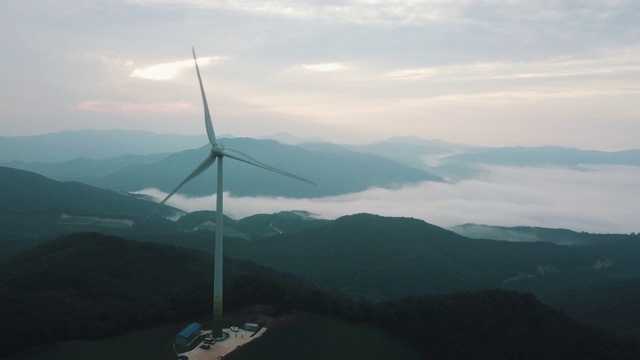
[0,166,180,245]
[7,138,443,198]
[0,129,207,162]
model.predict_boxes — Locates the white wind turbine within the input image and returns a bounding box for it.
[153,48,314,338]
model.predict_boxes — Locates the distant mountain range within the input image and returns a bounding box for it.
[441,145,640,167]
[450,224,639,245]
[2,135,443,198]
[0,129,207,162]
[96,138,445,198]
[3,130,638,194]
[2,153,169,185]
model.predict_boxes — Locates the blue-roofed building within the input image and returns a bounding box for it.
[175,322,202,346]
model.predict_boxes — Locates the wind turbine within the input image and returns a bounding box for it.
[153,48,314,338]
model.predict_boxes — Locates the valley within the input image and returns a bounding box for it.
[4,232,640,359]
[1,132,640,359]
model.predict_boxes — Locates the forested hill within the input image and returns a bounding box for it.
[377,290,640,360]
[0,166,179,239]
[0,166,177,218]
[225,213,640,300]
[451,223,640,245]
[2,232,640,359]
[0,232,313,357]
[0,232,211,355]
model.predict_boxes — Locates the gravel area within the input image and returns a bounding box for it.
[179,328,267,360]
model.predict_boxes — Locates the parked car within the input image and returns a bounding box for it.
[177,355,188,360]
[199,344,210,350]
[230,326,240,332]
[204,338,216,344]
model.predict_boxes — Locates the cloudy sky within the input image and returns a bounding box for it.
[2,0,640,150]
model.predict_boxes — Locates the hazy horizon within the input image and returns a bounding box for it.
[3,128,640,153]
[2,1,640,151]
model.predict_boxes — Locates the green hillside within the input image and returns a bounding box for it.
[225,214,640,300]
[0,232,315,357]
[0,167,180,241]
[0,166,179,219]
[451,223,640,245]
[0,233,210,356]
[372,289,640,360]
[4,175,640,346]
[160,210,327,240]
[544,277,640,337]
[3,232,640,360]
[235,210,328,238]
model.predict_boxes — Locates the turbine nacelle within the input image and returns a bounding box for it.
[211,143,225,157]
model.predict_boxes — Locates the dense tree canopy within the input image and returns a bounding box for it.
[3,232,640,359]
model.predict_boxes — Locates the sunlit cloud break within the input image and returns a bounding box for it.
[294,63,350,73]
[130,56,222,80]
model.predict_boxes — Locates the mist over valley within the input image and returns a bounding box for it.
[2,129,640,359]
[3,130,639,234]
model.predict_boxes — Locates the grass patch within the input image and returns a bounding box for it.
[7,325,181,360]
[226,315,424,360]
[7,313,425,360]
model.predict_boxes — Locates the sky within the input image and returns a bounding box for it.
[2,0,640,150]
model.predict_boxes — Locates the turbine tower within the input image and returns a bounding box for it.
[153,48,314,338]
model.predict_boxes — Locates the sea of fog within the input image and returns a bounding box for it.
[138,165,640,234]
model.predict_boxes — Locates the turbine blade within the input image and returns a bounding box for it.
[144,154,216,221]
[221,147,316,185]
[192,47,217,146]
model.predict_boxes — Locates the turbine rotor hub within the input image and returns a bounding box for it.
[211,144,225,157]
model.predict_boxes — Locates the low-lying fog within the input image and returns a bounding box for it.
[139,165,640,234]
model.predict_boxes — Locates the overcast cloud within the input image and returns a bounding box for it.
[1,0,639,150]
[139,165,640,234]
